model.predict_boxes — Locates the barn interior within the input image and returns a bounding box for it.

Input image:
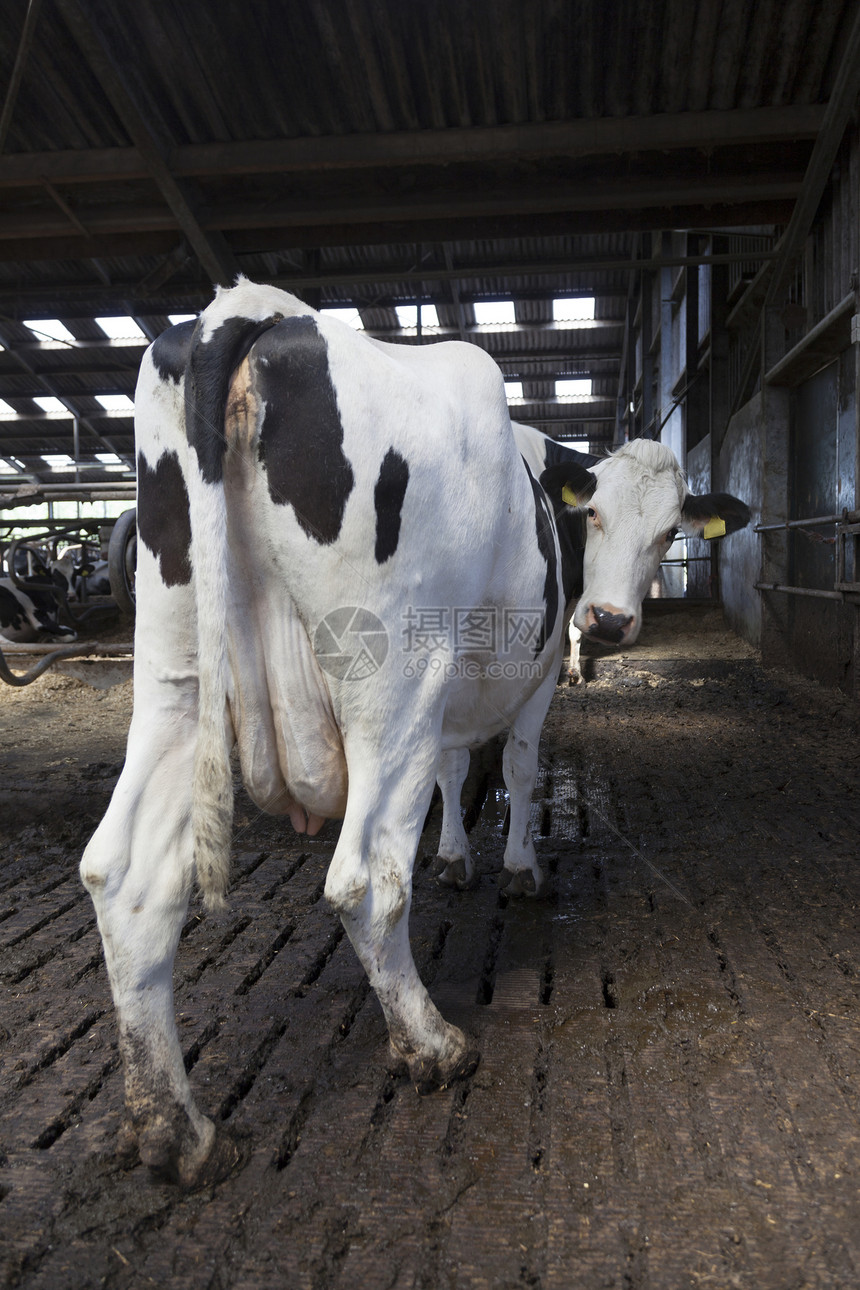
[2,0,860,693]
[2,3,860,1288]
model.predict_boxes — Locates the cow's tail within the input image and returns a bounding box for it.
[184,308,285,909]
[187,471,232,910]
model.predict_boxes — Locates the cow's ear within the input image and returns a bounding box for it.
[681,491,751,538]
[540,462,597,509]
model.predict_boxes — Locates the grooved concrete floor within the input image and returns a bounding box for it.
[2,605,860,1289]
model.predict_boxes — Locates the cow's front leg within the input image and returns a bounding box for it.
[342,891,479,1091]
[325,728,478,1092]
[433,747,475,889]
[499,672,558,897]
[81,714,239,1187]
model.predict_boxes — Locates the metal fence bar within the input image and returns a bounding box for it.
[755,581,860,603]
[755,510,860,533]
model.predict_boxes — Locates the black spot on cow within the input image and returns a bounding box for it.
[373,449,409,564]
[538,441,599,609]
[0,583,28,636]
[150,319,196,385]
[554,508,587,608]
[185,313,285,485]
[137,450,193,586]
[524,460,559,656]
[253,315,355,545]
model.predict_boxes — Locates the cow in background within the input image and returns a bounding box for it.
[433,426,750,890]
[0,576,76,643]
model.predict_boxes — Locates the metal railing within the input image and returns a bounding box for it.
[755,508,860,603]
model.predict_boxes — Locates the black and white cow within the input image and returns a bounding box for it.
[0,575,76,643]
[432,421,751,889]
[46,547,113,601]
[80,279,749,1186]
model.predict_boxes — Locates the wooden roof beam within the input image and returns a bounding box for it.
[0,105,826,187]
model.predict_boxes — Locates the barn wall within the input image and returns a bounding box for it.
[785,356,858,690]
[718,397,765,648]
[754,126,860,693]
[684,435,714,600]
[629,123,860,694]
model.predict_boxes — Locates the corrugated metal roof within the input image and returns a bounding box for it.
[0,0,857,483]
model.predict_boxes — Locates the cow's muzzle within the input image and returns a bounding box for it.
[586,604,635,645]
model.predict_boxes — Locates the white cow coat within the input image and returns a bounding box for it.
[81,280,749,1185]
[80,280,566,1184]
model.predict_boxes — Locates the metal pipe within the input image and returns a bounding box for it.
[0,0,43,153]
[0,642,133,656]
[756,511,860,533]
[755,581,860,603]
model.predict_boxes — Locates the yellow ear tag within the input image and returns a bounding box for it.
[561,484,579,507]
[703,516,726,540]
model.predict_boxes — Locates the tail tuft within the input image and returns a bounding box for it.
[192,745,233,908]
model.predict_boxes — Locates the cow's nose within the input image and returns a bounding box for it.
[587,604,634,644]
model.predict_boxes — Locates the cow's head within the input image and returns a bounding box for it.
[540,439,750,647]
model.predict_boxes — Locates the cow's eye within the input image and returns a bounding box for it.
[587,508,595,519]
[665,527,678,544]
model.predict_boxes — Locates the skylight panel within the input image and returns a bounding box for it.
[34,396,71,415]
[395,304,440,329]
[552,297,595,322]
[0,458,22,474]
[42,453,75,470]
[168,314,197,325]
[0,399,16,416]
[504,380,524,400]
[25,318,76,343]
[95,315,147,340]
[555,378,593,400]
[96,452,123,464]
[321,306,365,330]
[473,300,516,327]
[94,392,134,412]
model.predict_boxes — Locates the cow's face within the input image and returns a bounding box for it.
[541,440,750,648]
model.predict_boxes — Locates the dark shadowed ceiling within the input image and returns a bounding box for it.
[1,0,858,485]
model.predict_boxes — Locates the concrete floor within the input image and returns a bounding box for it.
[2,604,860,1289]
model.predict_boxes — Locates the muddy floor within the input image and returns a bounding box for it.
[2,603,860,1289]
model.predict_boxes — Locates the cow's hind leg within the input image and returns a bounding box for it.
[433,747,476,889]
[81,700,240,1187]
[325,727,479,1092]
[568,620,584,684]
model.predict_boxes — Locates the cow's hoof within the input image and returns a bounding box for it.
[138,1114,248,1189]
[567,670,583,686]
[389,1026,480,1094]
[178,1127,250,1191]
[407,1045,480,1095]
[432,855,477,890]
[498,867,545,898]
